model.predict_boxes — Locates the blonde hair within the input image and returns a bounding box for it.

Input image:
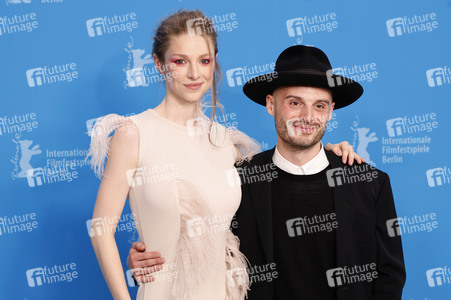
[152,9,224,145]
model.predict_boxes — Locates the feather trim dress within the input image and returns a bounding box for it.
[86,108,260,299]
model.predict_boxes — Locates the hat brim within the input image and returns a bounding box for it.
[242,72,364,109]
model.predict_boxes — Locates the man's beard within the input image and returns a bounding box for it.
[275,116,327,150]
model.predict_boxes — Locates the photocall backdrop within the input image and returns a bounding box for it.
[1,0,450,299]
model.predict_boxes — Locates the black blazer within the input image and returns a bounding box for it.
[232,147,406,300]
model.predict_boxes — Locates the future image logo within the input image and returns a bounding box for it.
[426,167,451,187]
[326,112,338,133]
[0,113,38,136]
[386,118,403,137]
[227,268,248,287]
[286,213,338,237]
[187,17,213,36]
[382,113,438,164]
[125,164,178,187]
[186,217,206,237]
[26,168,45,187]
[24,165,79,188]
[186,214,235,238]
[426,267,451,287]
[85,113,135,137]
[326,69,346,87]
[122,36,178,88]
[86,213,136,238]
[231,163,278,187]
[385,113,438,137]
[326,63,378,88]
[0,212,38,236]
[186,13,238,37]
[226,68,245,87]
[26,262,79,287]
[386,18,403,37]
[286,13,338,39]
[386,213,438,237]
[326,263,378,287]
[426,67,451,87]
[326,165,378,187]
[247,263,279,284]
[226,63,276,87]
[26,268,45,287]
[86,13,138,38]
[0,13,38,35]
[386,218,402,237]
[86,18,103,37]
[126,263,178,286]
[186,117,210,137]
[124,40,153,87]
[25,68,44,87]
[426,168,445,187]
[25,63,79,87]
[386,13,438,37]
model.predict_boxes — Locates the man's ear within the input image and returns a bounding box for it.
[266,94,275,116]
[327,102,335,122]
[153,54,165,75]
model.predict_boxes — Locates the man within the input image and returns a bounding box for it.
[127,45,406,299]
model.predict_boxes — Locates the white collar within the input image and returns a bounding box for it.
[272,142,330,175]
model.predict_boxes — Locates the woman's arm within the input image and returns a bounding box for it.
[234,141,364,165]
[90,122,139,300]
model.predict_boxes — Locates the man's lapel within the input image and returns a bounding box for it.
[325,151,356,267]
[249,147,276,263]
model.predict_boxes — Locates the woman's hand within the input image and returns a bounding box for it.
[325,141,365,165]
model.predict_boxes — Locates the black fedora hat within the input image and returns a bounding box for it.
[242,45,364,109]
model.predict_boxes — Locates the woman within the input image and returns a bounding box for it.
[86,10,362,300]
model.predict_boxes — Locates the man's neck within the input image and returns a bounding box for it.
[276,139,322,167]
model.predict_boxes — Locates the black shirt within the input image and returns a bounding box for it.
[272,166,338,300]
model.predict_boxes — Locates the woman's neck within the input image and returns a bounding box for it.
[153,94,201,127]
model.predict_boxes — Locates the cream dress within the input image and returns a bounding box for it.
[86,108,260,300]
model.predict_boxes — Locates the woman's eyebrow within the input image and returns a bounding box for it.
[171,53,211,58]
